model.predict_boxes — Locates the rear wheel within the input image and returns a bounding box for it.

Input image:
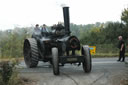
[82,45,92,73]
[23,38,39,68]
[52,47,59,75]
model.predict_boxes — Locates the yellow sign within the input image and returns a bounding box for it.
[89,46,96,55]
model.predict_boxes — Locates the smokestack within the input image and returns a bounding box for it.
[63,7,70,35]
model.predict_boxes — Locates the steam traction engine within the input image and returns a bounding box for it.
[23,7,92,75]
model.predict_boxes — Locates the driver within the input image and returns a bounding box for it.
[32,24,41,38]
[41,24,48,36]
[41,24,48,33]
[34,24,40,32]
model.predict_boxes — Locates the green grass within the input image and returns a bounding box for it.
[92,53,128,58]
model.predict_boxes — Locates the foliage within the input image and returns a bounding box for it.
[80,21,128,46]
[0,61,21,85]
[0,27,32,58]
[121,8,128,25]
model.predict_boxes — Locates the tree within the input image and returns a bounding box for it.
[121,8,128,42]
[121,8,128,25]
[0,27,32,58]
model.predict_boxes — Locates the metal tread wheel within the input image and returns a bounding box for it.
[23,38,39,68]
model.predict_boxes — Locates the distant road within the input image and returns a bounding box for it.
[19,57,128,85]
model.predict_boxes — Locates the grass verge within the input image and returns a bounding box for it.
[92,53,128,58]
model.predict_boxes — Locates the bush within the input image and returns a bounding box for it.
[0,61,21,85]
[95,44,119,53]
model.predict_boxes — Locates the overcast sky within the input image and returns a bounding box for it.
[0,0,128,30]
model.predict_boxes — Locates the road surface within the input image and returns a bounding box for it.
[18,57,128,85]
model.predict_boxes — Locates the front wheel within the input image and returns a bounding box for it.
[52,47,60,75]
[82,45,92,73]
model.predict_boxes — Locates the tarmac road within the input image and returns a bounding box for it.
[18,57,128,85]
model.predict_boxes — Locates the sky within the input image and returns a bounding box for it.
[0,0,128,30]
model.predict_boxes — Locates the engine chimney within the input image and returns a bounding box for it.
[63,7,70,35]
